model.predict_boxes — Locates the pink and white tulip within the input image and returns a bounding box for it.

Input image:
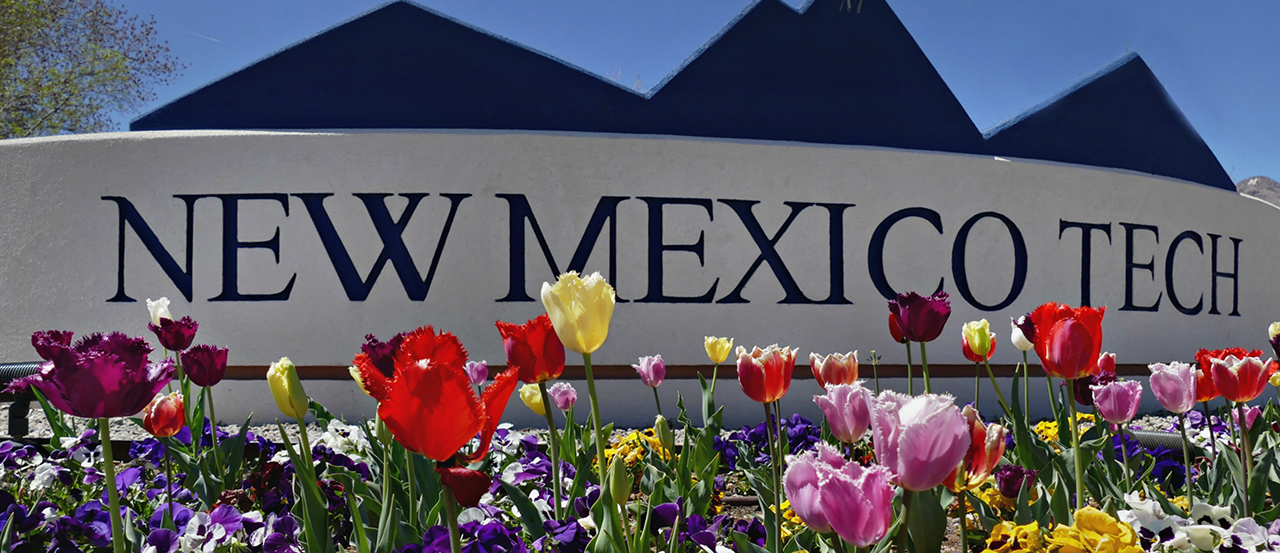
[871,391,971,492]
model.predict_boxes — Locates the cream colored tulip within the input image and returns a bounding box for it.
[267,357,309,420]
[520,383,546,416]
[540,271,616,355]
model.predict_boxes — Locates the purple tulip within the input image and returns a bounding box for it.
[463,361,489,387]
[633,355,666,388]
[548,382,577,411]
[887,291,951,343]
[1148,362,1197,414]
[993,464,1037,499]
[1092,380,1143,425]
[147,316,198,352]
[784,443,894,547]
[8,331,175,419]
[813,382,873,444]
[181,344,228,388]
[871,391,971,491]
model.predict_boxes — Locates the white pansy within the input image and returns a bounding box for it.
[30,463,58,490]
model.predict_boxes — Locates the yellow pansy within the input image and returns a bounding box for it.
[983,521,1044,553]
[1045,507,1142,553]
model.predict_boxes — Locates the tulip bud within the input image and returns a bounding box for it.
[374,414,393,446]
[607,454,630,506]
[520,383,546,416]
[142,392,185,438]
[654,415,675,454]
[146,297,172,327]
[267,357,310,420]
[704,336,734,364]
[633,355,666,388]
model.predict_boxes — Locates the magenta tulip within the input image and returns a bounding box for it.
[1233,405,1262,431]
[814,382,873,444]
[9,331,176,418]
[548,381,577,411]
[1092,380,1142,425]
[784,443,894,546]
[887,291,951,343]
[1148,362,1197,414]
[463,361,489,387]
[870,391,971,491]
[148,316,198,352]
[181,344,228,388]
[633,355,666,388]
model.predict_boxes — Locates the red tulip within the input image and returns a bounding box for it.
[1028,302,1106,380]
[1195,348,1262,403]
[496,314,566,384]
[352,326,518,507]
[1210,355,1275,403]
[945,406,1006,492]
[736,345,797,404]
[888,314,907,344]
[961,333,996,363]
[142,392,185,438]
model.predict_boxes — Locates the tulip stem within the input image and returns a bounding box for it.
[897,490,913,553]
[919,342,932,394]
[1200,401,1217,459]
[1066,380,1085,511]
[164,436,175,529]
[1118,424,1132,493]
[1022,351,1031,427]
[1178,412,1194,510]
[905,343,913,396]
[99,418,125,553]
[1236,402,1252,519]
[870,353,881,396]
[974,362,981,406]
[831,534,847,553]
[584,353,627,552]
[958,491,969,553]
[206,387,222,471]
[1044,368,1059,423]
[442,486,463,553]
[405,447,418,523]
[982,359,1012,418]
[652,387,663,419]
[538,381,564,520]
[764,402,783,553]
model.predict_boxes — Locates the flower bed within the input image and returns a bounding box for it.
[3,281,1280,552]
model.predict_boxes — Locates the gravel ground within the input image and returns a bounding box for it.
[0,406,326,444]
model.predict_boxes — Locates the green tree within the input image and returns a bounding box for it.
[0,0,181,138]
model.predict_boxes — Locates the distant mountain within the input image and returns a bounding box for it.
[1237,176,1280,207]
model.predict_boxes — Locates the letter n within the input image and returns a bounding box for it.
[104,196,200,302]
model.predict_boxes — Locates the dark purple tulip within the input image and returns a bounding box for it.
[181,344,229,387]
[361,333,406,379]
[993,464,1038,499]
[1270,331,1280,361]
[8,331,175,419]
[887,291,952,343]
[1013,314,1035,344]
[148,316,198,352]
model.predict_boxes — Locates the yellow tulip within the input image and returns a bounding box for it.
[520,383,546,416]
[962,319,993,358]
[704,336,734,364]
[1270,371,1280,388]
[267,357,309,420]
[540,271,616,354]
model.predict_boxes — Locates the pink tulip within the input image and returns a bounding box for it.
[810,352,858,390]
[633,355,666,388]
[548,381,577,411]
[871,391,971,491]
[1232,404,1262,431]
[463,361,489,387]
[945,406,1006,492]
[1091,380,1143,425]
[784,443,894,547]
[814,382,873,444]
[1148,362,1197,414]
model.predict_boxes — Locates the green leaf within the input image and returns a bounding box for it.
[221,413,255,485]
[309,399,337,428]
[498,480,547,540]
[908,489,947,553]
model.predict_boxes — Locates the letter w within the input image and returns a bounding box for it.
[295,193,469,301]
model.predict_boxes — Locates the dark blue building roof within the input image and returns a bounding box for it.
[131,0,1232,190]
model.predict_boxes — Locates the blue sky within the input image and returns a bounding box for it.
[120,0,1279,183]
